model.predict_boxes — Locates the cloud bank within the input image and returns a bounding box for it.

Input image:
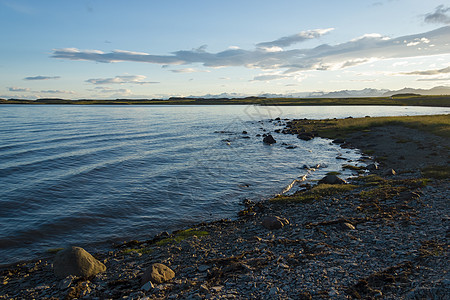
[86,75,159,85]
[425,5,450,24]
[402,66,450,75]
[52,26,450,75]
[24,75,60,81]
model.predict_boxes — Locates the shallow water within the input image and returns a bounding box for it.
[0,104,448,265]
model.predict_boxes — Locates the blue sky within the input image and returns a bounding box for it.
[1,0,450,99]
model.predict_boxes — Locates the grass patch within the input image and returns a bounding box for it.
[326,171,342,175]
[354,174,387,186]
[271,184,357,202]
[342,164,365,171]
[155,229,209,246]
[291,114,450,139]
[421,165,450,179]
[121,247,153,255]
[359,185,408,201]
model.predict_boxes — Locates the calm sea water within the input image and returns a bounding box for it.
[0,105,448,265]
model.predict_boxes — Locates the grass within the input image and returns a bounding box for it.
[342,164,365,171]
[121,247,153,255]
[271,183,357,202]
[290,114,450,139]
[421,165,450,179]
[155,228,209,246]
[2,95,450,107]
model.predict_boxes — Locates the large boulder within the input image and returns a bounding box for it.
[263,134,276,144]
[141,263,175,285]
[318,174,347,185]
[262,216,290,230]
[53,246,106,279]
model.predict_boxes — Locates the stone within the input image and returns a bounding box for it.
[366,163,378,171]
[318,174,347,185]
[53,246,106,279]
[297,132,315,141]
[58,275,77,290]
[263,134,276,144]
[141,281,154,291]
[262,216,289,230]
[141,263,175,284]
[386,169,396,176]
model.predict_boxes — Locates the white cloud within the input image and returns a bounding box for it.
[86,75,159,85]
[401,66,450,75]
[8,87,31,92]
[256,28,334,49]
[424,5,450,24]
[39,90,75,94]
[24,75,60,80]
[52,26,450,75]
[170,68,210,73]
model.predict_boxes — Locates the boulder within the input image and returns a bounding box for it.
[366,163,378,171]
[262,216,289,230]
[53,246,106,279]
[297,132,315,141]
[263,134,276,144]
[141,263,175,285]
[318,174,347,185]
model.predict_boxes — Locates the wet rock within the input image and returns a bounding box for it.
[262,216,289,230]
[141,263,175,284]
[318,174,347,185]
[366,163,379,171]
[242,131,248,134]
[58,275,77,290]
[53,246,106,279]
[297,132,315,141]
[386,169,396,176]
[263,134,276,144]
[141,281,154,291]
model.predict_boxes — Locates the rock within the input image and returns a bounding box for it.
[211,286,224,293]
[318,174,347,185]
[333,138,345,144]
[339,222,356,231]
[53,246,106,279]
[141,263,175,284]
[141,281,154,291]
[366,163,378,171]
[58,275,77,290]
[242,130,248,134]
[262,216,289,230]
[263,134,276,144]
[386,169,396,176]
[297,132,315,141]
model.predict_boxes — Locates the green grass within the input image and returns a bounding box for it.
[421,165,450,179]
[2,95,450,107]
[291,114,450,139]
[342,164,365,171]
[271,183,357,202]
[155,229,209,246]
[121,247,153,255]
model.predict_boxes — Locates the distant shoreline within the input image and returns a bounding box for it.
[1,94,450,107]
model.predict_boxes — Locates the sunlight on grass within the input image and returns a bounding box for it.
[271,183,357,202]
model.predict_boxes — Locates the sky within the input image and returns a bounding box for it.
[1,0,450,99]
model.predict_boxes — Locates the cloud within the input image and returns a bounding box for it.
[40,90,75,94]
[24,75,60,80]
[86,75,159,85]
[256,28,334,49]
[89,87,132,94]
[401,66,450,75]
[252,74,291,81]
[424,5,450,24]
[52,26,450,75]
[8,87,31,92]
[170,68,210,73]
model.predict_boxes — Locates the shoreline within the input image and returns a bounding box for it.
[1,115,449,299]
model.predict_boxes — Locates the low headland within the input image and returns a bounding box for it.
[1,114,449,299]
[1,94,450,107]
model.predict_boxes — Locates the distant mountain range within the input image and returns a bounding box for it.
[190,86,450,99]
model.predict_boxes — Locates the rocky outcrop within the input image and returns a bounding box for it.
[263,134,276,144]
[318,174,347,185]
[53,246,106,279]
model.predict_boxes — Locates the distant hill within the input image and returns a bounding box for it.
[383,86,450,97]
